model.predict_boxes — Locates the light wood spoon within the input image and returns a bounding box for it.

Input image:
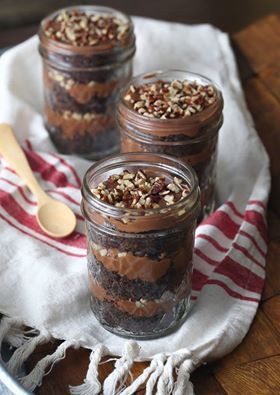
[0,124,77,238]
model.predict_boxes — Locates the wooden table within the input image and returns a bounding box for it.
[4,13,280,394]
[0,0,280,35]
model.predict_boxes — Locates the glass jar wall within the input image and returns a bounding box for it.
[39,6,135,159]
[117,70,223,220]
[81,153,200,339]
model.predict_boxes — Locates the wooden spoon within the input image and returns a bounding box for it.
[0,124,77,238]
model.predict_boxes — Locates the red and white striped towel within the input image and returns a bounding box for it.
[0,17,270,395]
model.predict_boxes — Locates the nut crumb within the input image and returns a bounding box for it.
[44,9,130,47]
[123,79,217,119]
[91,170,190,210]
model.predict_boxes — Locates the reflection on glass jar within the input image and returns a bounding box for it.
[39,6,135,159]
[81,153,200,339]
[117,70,223,220]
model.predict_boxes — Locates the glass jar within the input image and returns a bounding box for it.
[117,70,223,220]
[39,5,135,159]
[81,152,200,339]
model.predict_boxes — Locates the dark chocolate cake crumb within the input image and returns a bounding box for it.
[90,297,187,336]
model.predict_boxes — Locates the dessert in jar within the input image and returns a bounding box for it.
[117,70,223,220]
[81,153,200,339]
[39,6,135,159]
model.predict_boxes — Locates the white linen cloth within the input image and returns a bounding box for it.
[0,17,270,394]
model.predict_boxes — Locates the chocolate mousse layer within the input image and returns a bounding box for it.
[90,243,188,282]
[39,7,135,159]
[44,69,118,112]
[44,105,116,155]
[86,168,196,338]
[88,255,191,300]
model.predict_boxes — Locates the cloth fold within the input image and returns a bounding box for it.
[0,16,270,394]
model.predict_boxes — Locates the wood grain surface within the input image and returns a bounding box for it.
[6,12,280,395]
[0,0,280,34]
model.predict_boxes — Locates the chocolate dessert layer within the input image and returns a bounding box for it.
[86,221,194,259]
[121,133,218,168]
[44,81,108,114]
[45,105,114,138]
[90,243,188,282]
[88,254,191,301]
[90,297,188,336]
[46,124,118,156]
[89,276,172,317]
[89,206,194,233]
[45,69,118,103]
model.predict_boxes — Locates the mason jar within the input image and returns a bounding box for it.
[117,70,223,220]
[39,5,135,159]
[81,152,200,339]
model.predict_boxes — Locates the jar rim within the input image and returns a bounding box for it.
[39,5,135,56]
[117,69,223,136]
[82,152,200,218]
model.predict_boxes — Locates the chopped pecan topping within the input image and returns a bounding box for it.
[44,9,130,47]
[124,79,217,119]
[91,170,189,209]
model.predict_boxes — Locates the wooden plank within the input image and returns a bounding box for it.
[215,355,280,395]
[1,0,280,34]
[233,14,280,73]
[262,240,280,300]
[27,345,149,395]
[262,295,280,335]
[27,347,90,394]
[267,210,280,242]
[261,210,280,300]
[260,64,280,103]
[213,309,280,371]
[244,77,280,215]
[230,39,256,82]
[191,364,227,395]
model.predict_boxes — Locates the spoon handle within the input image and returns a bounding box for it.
[0,124,48,204]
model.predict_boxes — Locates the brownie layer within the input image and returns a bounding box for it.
[46,123,118,156]
[86,222,193,258]
[90,296,189,337]
[90,243,188,282]
[88,254,191,301]
[45,105,114,135]
[44,80,109,113]
[121,133,218,171]
[44,69,121,112]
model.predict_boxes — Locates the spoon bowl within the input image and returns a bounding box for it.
[36,199,77,238]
